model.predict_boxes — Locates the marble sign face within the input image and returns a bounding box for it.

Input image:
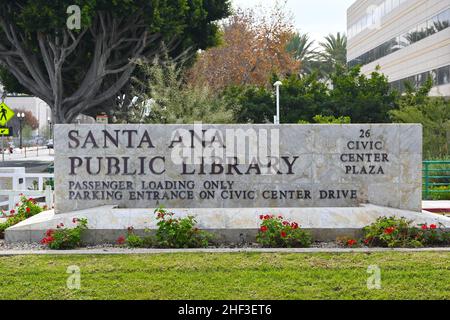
[54,124,422,213]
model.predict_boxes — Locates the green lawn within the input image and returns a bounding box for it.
[0,252,449,300]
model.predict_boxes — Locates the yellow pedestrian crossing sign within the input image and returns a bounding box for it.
[0,127,10,136]
[0,102,14,126]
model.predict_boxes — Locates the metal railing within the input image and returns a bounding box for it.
[423,161,450,200]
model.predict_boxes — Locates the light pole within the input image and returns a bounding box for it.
[17,112,25,149]
[273,81,282,125]
[47,116,53,140]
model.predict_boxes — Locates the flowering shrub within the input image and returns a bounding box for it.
[41,218,88,250]
[154,207,212,248]
[363,217,450,248]
[417,223,450,246]
[119,226,153,248]
[0,196,43,235]
[256,215,311,248]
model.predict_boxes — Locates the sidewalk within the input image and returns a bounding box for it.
[0,247,449,256]
[1,147,54,162]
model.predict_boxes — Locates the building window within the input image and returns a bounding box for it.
[348,8,450,67]
[438,66,450,85]
[389,65,450,93]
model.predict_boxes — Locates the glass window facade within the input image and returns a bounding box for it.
[348,0,410,39]
[390,65,450,93]
[348,8,450,68]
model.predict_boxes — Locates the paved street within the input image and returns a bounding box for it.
[0,147,54,173]
[0,160,52,173]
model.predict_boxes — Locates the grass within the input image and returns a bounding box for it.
[0,252,449,300]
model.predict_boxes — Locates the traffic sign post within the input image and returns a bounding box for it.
[0,102,15,162]
[0,102,15,126]
[0,127,11,136]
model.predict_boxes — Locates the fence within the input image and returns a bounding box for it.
[0,167,54,211]
[423,161,450,200]
[0,186,53,212]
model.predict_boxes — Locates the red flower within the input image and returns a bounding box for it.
[9,209,15,214]
[116,236,126,245]
[72,218,78,224]
[157,212,165,219]
[264,215,270,220]
[282,221,290,226]
[26,207,31,213]
[278,215,283,219]
[260,226,268,232]
[259,215,264,220]
[28,197,33,202]
[384,227,396,235]
[291,222,299,229]
[421,224,428,230]
[430,224,437,230]
[347,239,357,247]
[41,236,54,245]
[45,229,54,237]
[280,231,287,238]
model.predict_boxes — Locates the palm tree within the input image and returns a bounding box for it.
[318,32,347,72]
[286,33,317,75]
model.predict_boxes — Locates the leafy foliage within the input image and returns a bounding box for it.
[285,32,317,75]
[0,196,43,235]
[327,66,398,123]
[0,0,231,122]
[286,31,347,79]
[122,55,234,124]
[362,217,450,248]
[188,4,300,90]
[390,83,450,158]
[222,85,274,123]
[317,32,347,73]
[41,218,88,250]
[154,207,212,248]
[225,66,398,124]
[256,214,311,248]
[125,229,145,249]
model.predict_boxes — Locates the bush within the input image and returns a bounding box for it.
[0,196,43,235]
[256,215,311,248]
[417,223,450,246]
[154,208,212,248]
[122,227,147,248]
[362,217,450,248]
[118,209,213,249]
[427,186,450,201]
[41,218,88,250]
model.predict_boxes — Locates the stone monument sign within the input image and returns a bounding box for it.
[54,124,422,213]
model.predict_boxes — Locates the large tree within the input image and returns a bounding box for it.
[187,4,300,90]
[223,66,400,124]
[0,0,230,123]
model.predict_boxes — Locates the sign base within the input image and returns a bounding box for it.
[5,205,450,245]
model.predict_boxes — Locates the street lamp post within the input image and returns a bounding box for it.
[47,117,53,140]
[273,81,282,125]
[17,112,25,149]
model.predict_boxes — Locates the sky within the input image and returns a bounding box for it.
[232,0,355,45]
